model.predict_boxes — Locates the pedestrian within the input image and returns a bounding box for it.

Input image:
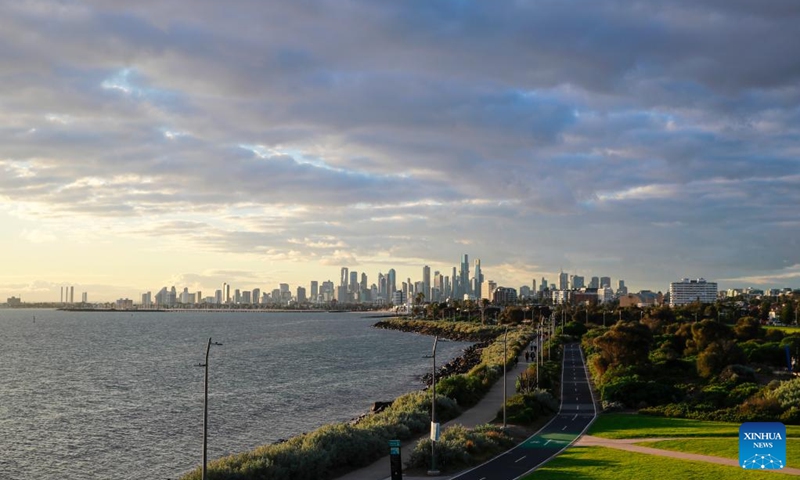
[524,351,529,362]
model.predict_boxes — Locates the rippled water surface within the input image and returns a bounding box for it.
[0,309,470,479]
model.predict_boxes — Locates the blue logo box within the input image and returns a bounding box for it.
[739,422,786,470]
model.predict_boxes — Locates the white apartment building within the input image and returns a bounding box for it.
[669,278,718,306]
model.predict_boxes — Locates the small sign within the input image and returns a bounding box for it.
[430,422,440,442]
[389,439,402,480]
[739,422,786,470]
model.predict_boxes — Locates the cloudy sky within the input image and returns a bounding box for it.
[2,0,800,302]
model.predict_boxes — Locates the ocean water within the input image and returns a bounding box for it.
[0,309,471,480]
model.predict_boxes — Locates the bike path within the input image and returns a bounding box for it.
[449,343,597,480]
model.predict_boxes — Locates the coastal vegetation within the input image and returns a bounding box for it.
[180,319,534,480]
[406,424,516,471]
[575,307,800,424]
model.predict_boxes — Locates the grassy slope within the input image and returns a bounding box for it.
[523,446,783,480]
[765,325,800,334]
[522,415,800,479]
[635,438,800,467]
[588,413,800,439]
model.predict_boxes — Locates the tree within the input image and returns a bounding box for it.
[734,316,762,341]
[480,298,490,325]
[593,321,653,370]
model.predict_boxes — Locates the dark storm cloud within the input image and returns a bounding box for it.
[1,0,799,288]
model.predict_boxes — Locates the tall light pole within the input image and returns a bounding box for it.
[198,337,223,480]
[426,336,440,476]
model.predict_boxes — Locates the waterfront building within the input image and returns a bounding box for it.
[340,267,349,291]
[310,281,318,302]
[242,291,251,304]
[349,271,358,293]
[669,278,717,306]
[297,286,307,303]
[252,288,260,305]
[460,254,470,298]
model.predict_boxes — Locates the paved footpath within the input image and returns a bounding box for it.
[335,345,531,480]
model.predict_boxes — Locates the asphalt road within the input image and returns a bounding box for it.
[450,342,597,480]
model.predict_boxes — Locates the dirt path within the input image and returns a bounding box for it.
[576,435,800,476]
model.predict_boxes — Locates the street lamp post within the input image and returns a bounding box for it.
[427,336,440,476]
[198,337,223,480]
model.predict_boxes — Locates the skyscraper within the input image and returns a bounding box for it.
[559,271,568,290]
[350,271,358,292]
[473,259,483,299]
[422,265,431,301]
[310,281,318,302]
[460,254,470,297]
[340,267,349,290]
[589,277,599,289]
[601,277,612,288]
[387,269,396,297]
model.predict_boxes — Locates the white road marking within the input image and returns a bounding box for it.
[562,425,567,431]
[515,455,527,463]
[572,414,578,420]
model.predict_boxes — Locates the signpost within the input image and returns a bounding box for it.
[389,439,402,480]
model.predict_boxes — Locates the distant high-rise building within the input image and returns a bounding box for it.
[571,275,585,289]
[340,267,349,289]
[423,265,431,301]
[350,271,358,292]
[541,277,548,291]
[473,259,483,299]
[669,278,716,306]
[360,273,368,293]
[223,283,230,304]
[252,288,260,305]
[141,292,152,307]
[487,280,497,298]
[589,277,599,289]
[60,287,64,303]
[601,277,612,289]
[617,280,627,295]
[460,254,470,297]
[532,279,537,293]
[234,289,241,304]
[297,286,307,303]
[214,290,222,304]
[181,287,190,304]
[242,290,251,304]
[69,286,74,304]
[387,269,396,297]
[310,281,319,301]
[559,271,568,290]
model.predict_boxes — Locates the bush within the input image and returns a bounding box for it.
[407,424,515,472]
[770,377,800,409]
[438,374,488,408]
[503,391,558,425]
[600,375,682,408]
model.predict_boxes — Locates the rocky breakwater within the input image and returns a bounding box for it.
[421,341,488,387]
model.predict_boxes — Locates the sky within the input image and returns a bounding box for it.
[2,0,800,302]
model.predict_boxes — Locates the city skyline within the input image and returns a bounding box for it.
[2,2,800,302]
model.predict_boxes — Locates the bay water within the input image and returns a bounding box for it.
[0,309,471,479]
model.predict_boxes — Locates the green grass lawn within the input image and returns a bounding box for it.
[635,438,800,467]
[523,446,782,479]
[588,413,800,439]
[765,325,800,334]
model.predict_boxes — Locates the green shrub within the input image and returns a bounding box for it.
[503,391,558,425]
[407,424,515,472]
[770,377,800,409]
